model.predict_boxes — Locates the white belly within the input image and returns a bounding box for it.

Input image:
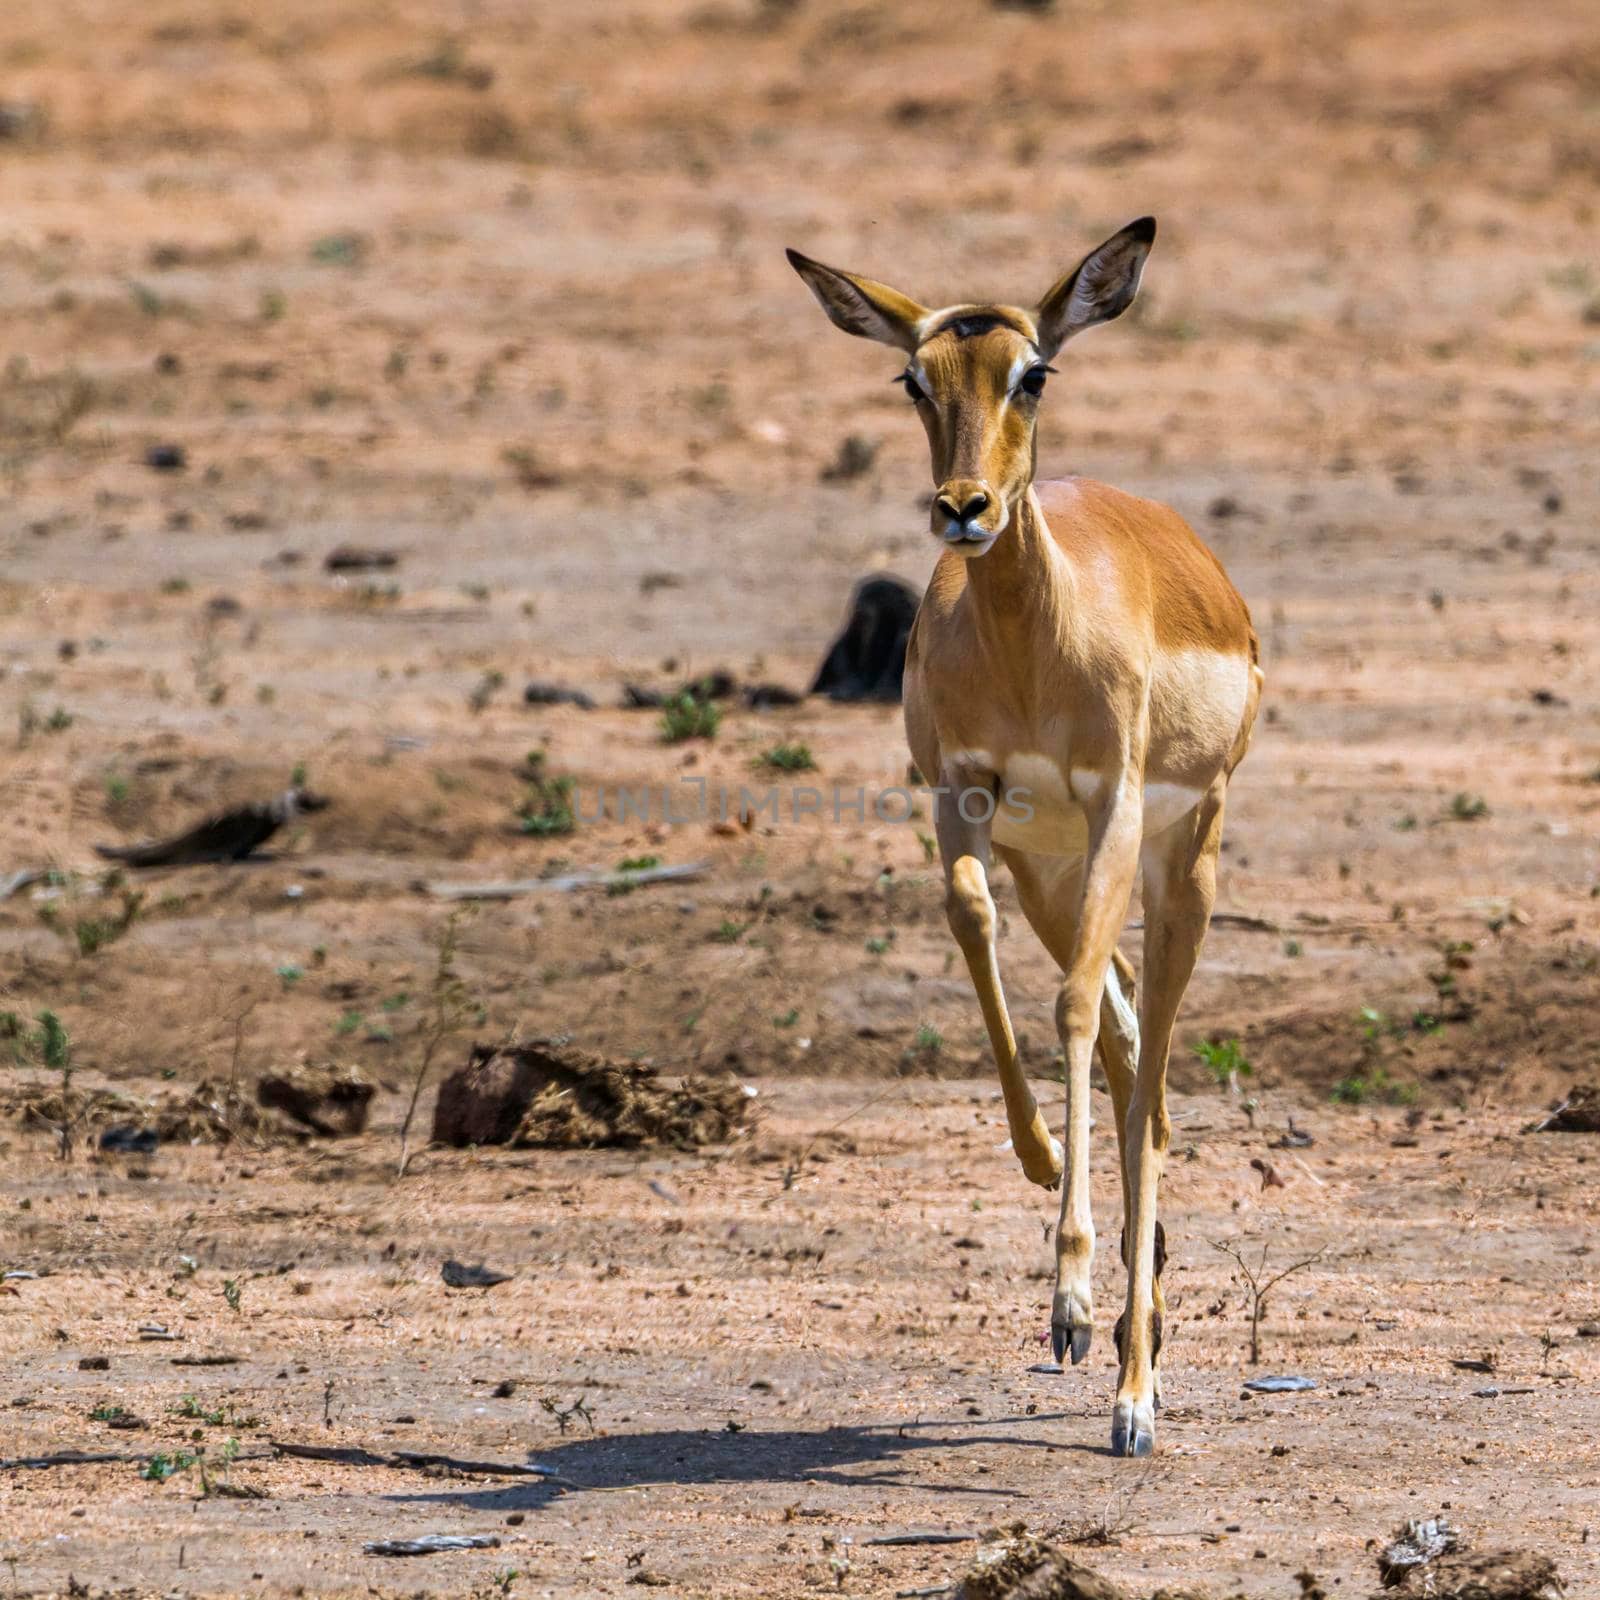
[990,754,1204,858]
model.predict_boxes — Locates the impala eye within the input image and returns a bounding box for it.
[1019,365,1050,398]
[899,371,926,403]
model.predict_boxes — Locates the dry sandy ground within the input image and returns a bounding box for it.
[2,0,1599,1593]
[4,1081,1600,1598]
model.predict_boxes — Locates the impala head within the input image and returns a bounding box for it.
[787,218,1155,555]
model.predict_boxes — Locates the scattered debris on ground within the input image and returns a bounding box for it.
[98,1125,159,1154]
[1379,1518,1461,1586]
[432,1038,752,1150]
[812,575,919,703]
[617,668,804,710]
[441,1259,513,1289]
[1377,1550,1562,1599]
[324,544,399,572]
[95,788,329,867]
[523,680,597,708]
[427,860,709,900]
[1523,1083,1600,1133]
[955,1528,1130,1600]
[256,1063,375,1136]
[6,1076,299,1147]
[363,1534,502,1557]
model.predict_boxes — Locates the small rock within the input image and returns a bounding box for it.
[441,1260,513,1289]
[324,544,398,572]
[78,1356,110,1371]
[144,444,187,472]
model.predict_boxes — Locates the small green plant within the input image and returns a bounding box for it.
[140,1449,199,1483]
[865,933,893,955]
[160,576,191,595]
[711,919,745,943]
[516,751,576,837]
[104,774,130,808]
[45,706,74,733]
[1446,792,1489,821]
[607,855,662,896]
[758,742,815,772]
[334,1009,364,1036]
[773,1007,799,1028]
[1283,939,1302,958]
[38,882,145,958]
[276,964,303,989]
[916,830,937,865]
[30,1009,76,1161]
[1331,1064,1417,1106]
[913,1024,942,1054]
[221,1278,242,1315]
[172,1395,227,1425]
[91,1404,132,1422]
[660,691,720,743]
[1192,1036,1252,1093]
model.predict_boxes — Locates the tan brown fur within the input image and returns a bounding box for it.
[789,218,1261,1457]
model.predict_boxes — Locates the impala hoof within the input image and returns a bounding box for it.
[1050,1320,1093,1365]
[1110,1399,1155,1458]
[1020,1135,1063,1190]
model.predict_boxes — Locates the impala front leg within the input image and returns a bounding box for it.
[1051,778,1143,1368]
[935,762,1061,1190]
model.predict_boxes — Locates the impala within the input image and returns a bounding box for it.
[788,219,1261,1457]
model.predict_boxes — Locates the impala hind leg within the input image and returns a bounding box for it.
[1113,780,1225,1458]
[936,771,1061,1190]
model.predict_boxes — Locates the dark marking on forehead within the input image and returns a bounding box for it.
[927,309,1033,343]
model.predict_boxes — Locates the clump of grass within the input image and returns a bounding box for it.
[1192,1036,1252,1094]
[608,855,662,896]
[758,742,815,772]
[1446,792,1489,821]
[516,751,576,837]
[660,691,720,743]
[1331,1060,1417,1107]
[37,883,144,958]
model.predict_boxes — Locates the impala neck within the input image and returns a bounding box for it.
[961,486,1071,639]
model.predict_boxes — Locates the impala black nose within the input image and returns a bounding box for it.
[936,488,990,524]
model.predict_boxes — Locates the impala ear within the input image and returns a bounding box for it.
[785,248,927,352]
[1036,217,1156,360]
